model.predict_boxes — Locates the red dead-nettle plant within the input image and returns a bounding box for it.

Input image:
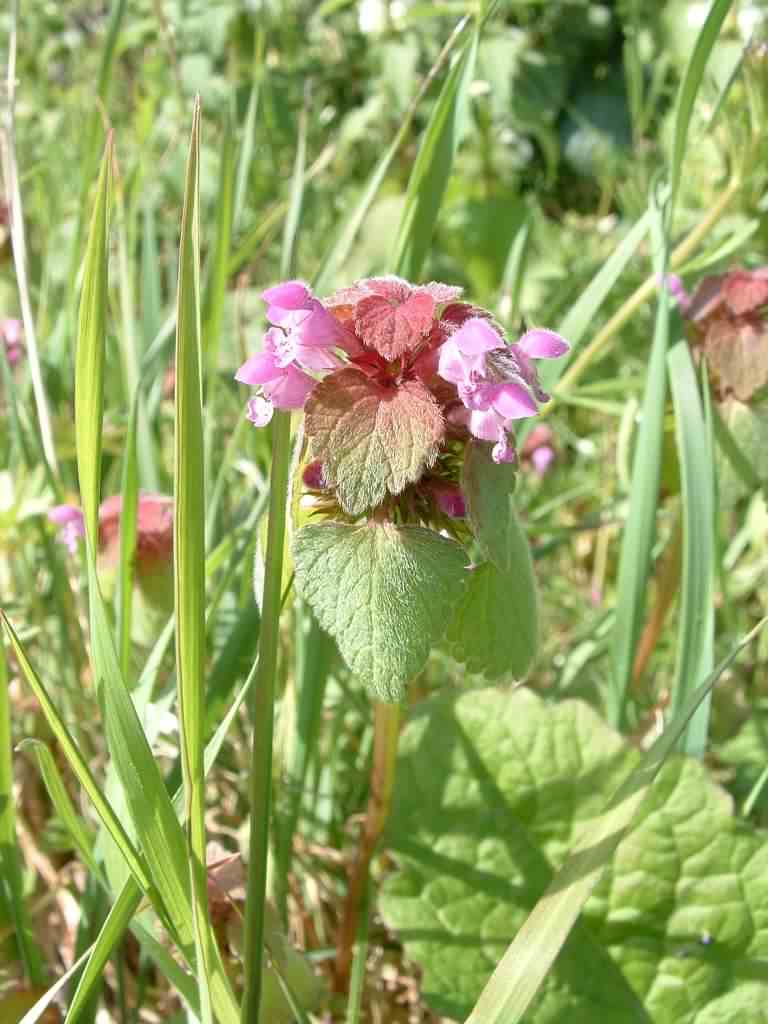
[236,276,569,700]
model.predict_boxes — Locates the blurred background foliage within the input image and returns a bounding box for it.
[4,1,768,1021]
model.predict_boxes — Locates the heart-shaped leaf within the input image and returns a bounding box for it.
[381,687,768,1022]
[304,368,444,516]
[292,522,467,700]
[355,278,436,359]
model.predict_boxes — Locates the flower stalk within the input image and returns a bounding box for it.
[240,409,293,1024]
[334,700,402,993]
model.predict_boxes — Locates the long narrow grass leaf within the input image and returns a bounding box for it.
[608,187,671,725]
[670,0,734,210]
[0,639,46,984]
[175,97,215,1024]
[313,15,471,293]
[117,394,139,678]
[668,343,715,755]
[391,29,478,279]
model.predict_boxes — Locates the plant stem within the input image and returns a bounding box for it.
[240,410,293,1024]
[553,176,742,400]
[333,700,402,993]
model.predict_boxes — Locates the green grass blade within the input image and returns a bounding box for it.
[233,33,264,233]
[241,410,293,1024]
[19,946,94,1024]
[540,210,651,396]
[668,344,716,756]
[670,0,734,211]
[202,112,235,377]
[280,100,308,279]
[17,741,103,882]
[65,664,256,1022]
[1,613,153,896]
[175,97,215,1024]
[74,120,238,1024]
[141,198,162,354]
[498,209,532,328]
[391,28,478,279]
[74,135,112,544]
[465,617,766,1024]
[312,15,471,294]
[0,639,46,984]
[608,189,671,726]
[117,395,139,679]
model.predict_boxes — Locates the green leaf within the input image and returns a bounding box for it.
[670,0,734,212]
[304,369,444,517]
[382,671,768,1022]
[392,28,478,279]
[608,189,671,726]
[293,522,467,700]
[74,134,112,544]
[174,97,215,1024]
[446,562,537,679]
[0,640,45,983]
[461,441,521,575]
[668,344,715,755]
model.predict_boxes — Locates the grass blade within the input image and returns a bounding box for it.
[0,639,46,984]
[1,613,153,896]
[202,112,235,376]
[175,97,215,1024]
[391,28,478,279]
[117,395,139,678]
[608,188,671,726]
[17,741,103,882]
[465,617,766,1024]
[74,126,239,1023]
[312,15,471,293]
[670,0,734,211]
[668,344,716,755]
[280,98,308,280]
[65,662,256,1022]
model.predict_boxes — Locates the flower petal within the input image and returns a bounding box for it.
[235,349,282,385]
[48,504,84,528]
[516,328,569,359]
[437,337,486,384]
[451,317,504,355]
[261,280,311,310]
[246,396,274,426]
[492,435,517,464]
[488,381,538,419]
[467,407,506,442]
[263,365,316,409]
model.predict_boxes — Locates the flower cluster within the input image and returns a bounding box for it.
[235,277,568,519]
[49,493,173,568]
[668,267,768,402]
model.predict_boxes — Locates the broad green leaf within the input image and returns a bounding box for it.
[461,441,522,575]
[304,369,444,516]
[392,29,478,279]
[668,343,715,755]
[714,398,766,503]
[446,562,537,679]
[293,522,467,700]
[382,679,768,1023]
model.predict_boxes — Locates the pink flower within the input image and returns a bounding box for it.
[235,281,348,422]
[660,274,691,314]
[433,484,467,518]
[48,504,85,553]
[437,319,568,463]
[522,424,556,476]
[1,318,23,366]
